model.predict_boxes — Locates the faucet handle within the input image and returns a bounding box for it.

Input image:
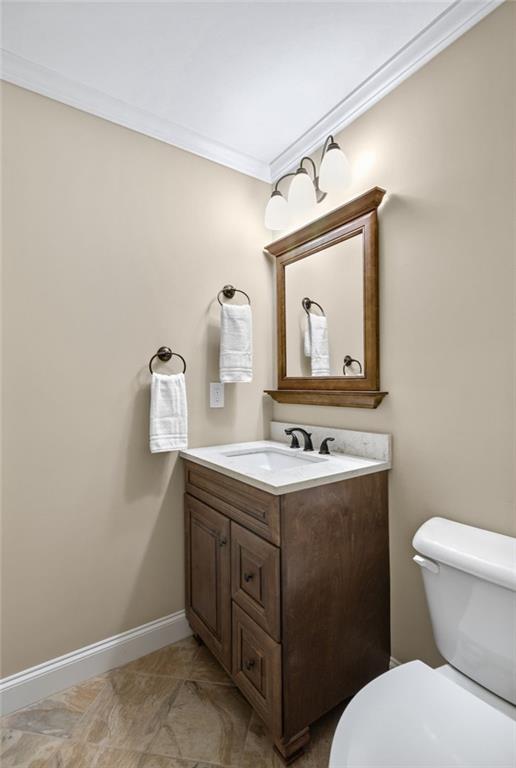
[319,437,335,455]
[285,428,300,449]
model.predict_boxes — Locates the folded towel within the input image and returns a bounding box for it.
[308,314,331,376]
[220,303,252,383]
[149,372,188,453]
[304,315,311,357]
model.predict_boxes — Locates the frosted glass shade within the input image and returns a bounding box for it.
[319,144,351,194]
[288,168,317,217]
[264,191,289,230]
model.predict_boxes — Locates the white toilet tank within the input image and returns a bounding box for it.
[413,517,516,705]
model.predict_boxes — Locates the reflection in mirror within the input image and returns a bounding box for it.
[285,234,364,377]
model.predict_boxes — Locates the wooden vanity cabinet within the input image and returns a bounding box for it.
[184,460,390,763]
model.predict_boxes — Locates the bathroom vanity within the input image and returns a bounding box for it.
[181,424,391,763]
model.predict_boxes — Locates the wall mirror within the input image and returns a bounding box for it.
[265,187,388,408]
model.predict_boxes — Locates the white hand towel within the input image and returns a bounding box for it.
[308,314,331,376]
[304,315,311,357]
[220,303,253,383]
[149,372,188,453]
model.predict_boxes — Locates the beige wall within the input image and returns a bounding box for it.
[272,3,516,665]
[0,84,271,676]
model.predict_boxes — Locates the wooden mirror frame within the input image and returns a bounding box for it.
[264,187,388,408]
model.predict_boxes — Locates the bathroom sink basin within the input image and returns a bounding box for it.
[221,447,325,472]
[180,436,391,495]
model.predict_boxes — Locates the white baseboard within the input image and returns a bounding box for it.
[0,610,191,716]
[0,618,401,717]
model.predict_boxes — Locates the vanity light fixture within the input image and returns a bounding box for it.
[264,189,290,230]
[288,162,319,217]
[318,136,351,194]
[264,135,350,230]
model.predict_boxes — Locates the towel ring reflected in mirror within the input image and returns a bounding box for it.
[148,346,187,375]
[302,297,326,316]
[343,355,363,375]
[217,284,251,306]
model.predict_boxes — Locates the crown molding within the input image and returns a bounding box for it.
[0,0,503,185]
[270,0,504,180]
[0,49,272,183]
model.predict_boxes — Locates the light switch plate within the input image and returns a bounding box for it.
[210,382,224,408]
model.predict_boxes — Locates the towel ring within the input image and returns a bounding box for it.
[149,346,187,375]
[343,355,363,375]
[302,297,325,316]
[217,284,251,306]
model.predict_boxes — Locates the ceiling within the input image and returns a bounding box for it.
[1,1,502,182]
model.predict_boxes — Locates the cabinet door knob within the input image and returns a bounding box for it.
[245,659,255,671]
[218,536,227,547]
[243,572,254,582]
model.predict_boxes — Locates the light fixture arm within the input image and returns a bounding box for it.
[299,156,326,203]
[299,156,318,181]
[272,172,296,194]
[321,135,335,158]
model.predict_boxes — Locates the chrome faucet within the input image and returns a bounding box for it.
[285,427,314,452]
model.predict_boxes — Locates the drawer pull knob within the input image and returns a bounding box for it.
[218,536,227,547]
[245,659,255,671]
[243,572,254,582]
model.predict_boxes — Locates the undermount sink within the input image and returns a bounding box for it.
[221,447,326,472]
[180,433,391,495]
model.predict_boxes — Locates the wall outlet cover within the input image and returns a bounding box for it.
[210,382,224,408]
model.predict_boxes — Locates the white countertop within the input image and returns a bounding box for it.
[180,439,390,495]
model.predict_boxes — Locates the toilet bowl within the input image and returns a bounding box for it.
[329,517,516,767]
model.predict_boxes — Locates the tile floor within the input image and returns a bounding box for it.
[1,636,346,767]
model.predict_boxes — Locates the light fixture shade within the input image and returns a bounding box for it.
[319,142,351,194]
[288,168,317,217]
[264,190,289,230]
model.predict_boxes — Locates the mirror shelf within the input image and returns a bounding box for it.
[264,389,388,408]
[264,187,388,409]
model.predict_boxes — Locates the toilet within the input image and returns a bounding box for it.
[329,517,516,767]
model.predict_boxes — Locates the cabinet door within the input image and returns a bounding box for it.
[185,494,231,671]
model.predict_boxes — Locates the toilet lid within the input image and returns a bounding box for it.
[329,661,516,768]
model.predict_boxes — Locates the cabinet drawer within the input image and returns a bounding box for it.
[232,603,282,735]
[184,461,280,545]
[231,522,280,641]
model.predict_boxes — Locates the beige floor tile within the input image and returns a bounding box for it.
[76,669,182,752]
[1,635,345,768]
[45,741,200,768]
[45,741,136,768]
[52,676,106,712]
[1,677,105,739]
[44,739,221,768]
[0,728,62,767]
[123,639,198,679]
[149,680,252,765]
[188,646,233,686]
[141,755,224,768]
